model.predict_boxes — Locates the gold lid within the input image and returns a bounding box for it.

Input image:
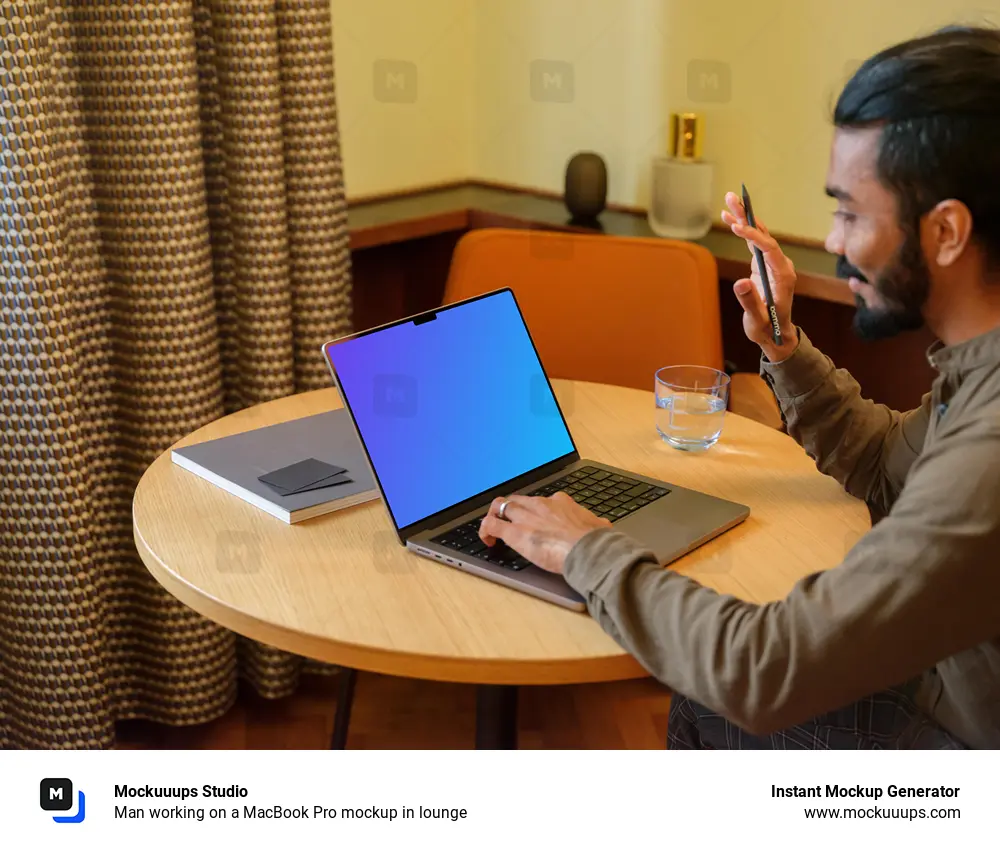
[670,112,704,161]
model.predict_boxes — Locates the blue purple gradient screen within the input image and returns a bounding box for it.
[326,290,575,529]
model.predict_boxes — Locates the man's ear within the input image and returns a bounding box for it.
[926,199,974,267]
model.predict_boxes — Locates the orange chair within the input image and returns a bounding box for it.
[442,228,781,428]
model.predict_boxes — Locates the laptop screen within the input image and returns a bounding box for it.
[324,289,576,530]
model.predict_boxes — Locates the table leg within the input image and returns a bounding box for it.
[329,667,358,749]
[475,684,518,749]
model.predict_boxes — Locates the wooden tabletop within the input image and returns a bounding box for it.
[133,381,869,686]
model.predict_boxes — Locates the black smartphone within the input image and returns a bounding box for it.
[740,184,782,346]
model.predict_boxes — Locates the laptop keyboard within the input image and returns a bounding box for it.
[429,466,670,571]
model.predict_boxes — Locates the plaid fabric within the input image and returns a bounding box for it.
[667,683,968,749]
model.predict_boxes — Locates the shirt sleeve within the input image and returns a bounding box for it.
[761,329,930,517]
[562,416,1000,736]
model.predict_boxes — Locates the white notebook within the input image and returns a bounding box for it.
[171,408,379,523]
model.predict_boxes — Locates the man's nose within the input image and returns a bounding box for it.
[825,222,844,255]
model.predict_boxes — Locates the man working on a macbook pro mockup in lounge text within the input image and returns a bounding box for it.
[477,26,1000,749]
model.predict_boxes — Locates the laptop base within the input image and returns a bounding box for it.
[408,458,749,611]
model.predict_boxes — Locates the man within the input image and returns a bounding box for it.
[477,26,1000,749]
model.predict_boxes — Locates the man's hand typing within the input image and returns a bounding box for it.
[478,492,611,575]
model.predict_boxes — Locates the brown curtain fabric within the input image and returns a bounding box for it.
[0,0,353,748]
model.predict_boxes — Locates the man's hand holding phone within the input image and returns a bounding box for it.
[721,191,800,363]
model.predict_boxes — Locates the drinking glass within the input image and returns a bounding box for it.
[654,365,730,451]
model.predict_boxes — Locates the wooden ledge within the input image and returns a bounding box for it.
[347,181,852,306]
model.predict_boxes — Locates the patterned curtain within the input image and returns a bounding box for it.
[0,0,353,748]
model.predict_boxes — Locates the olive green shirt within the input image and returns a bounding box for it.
[563,327,1000,748]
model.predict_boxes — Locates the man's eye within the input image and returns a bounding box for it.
[834,210,857,224]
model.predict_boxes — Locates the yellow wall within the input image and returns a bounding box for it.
[332,0,1000,241]
[330,0,474,198]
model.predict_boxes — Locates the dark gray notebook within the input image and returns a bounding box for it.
[171,408,378,523]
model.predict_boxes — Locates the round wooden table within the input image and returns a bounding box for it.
[133,380,869,748]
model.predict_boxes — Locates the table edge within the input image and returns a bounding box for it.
[131,475,647,686]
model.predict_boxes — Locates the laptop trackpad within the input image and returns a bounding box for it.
[614,491,746,566]
[615,507,694,564]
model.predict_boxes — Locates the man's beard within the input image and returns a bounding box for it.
[837,232,930,341]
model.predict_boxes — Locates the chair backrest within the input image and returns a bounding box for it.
[442,228,723,392]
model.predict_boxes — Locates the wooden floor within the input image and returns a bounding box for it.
[116,671,670,749]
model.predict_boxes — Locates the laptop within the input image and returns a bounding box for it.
[321,288,749,611]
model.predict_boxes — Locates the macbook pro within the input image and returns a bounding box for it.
[321,288,749,611]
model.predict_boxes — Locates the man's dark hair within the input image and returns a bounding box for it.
[834,26,1000,273]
